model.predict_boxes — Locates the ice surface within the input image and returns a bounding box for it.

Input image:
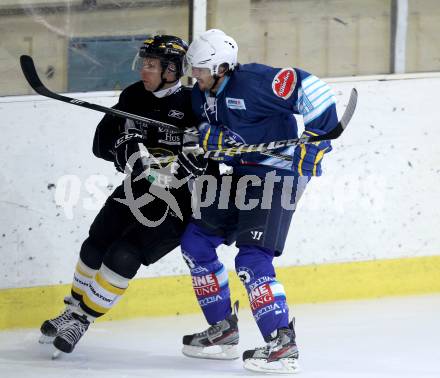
[1,295,439,377]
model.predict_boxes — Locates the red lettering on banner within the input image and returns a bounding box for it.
[272,68,296,100]
[249,283,274,311]
[192,273,220,297]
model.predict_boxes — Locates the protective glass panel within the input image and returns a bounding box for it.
[406,0,440,73]
[207,0,392,77]
[0,0,189,96]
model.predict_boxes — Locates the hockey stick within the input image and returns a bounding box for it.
[19,55,186,134]
[204,87,358,159]
[20,55,357,159]
[165,88,357,163]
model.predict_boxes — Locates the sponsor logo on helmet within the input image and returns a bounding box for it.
[272,68,296,99]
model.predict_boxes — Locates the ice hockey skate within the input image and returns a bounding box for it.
[182,301,239,360]
[52,312,90,354]
[243,318,300,374]
[39,296,77,344]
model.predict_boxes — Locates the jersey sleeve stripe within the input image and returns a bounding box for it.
[301,75,319,90]
[312,94,335,110]
[307,86,331,104]
[302,95,335,125]
[304,82,327,98]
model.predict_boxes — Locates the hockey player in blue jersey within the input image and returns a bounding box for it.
[180,29,338,374]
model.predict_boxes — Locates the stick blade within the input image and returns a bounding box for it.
[20,55,45,94]
[340,88,358,130]
[306,87,358,143]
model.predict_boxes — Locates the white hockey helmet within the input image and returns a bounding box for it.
[186,29,238,76]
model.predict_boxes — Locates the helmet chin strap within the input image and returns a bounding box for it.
[153,75,178,92]
[208,65,228,95]
[208,75,221,96]
[153,63,179,92]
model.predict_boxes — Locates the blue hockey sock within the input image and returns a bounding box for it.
[235,245,289,339]
[191,263,231,324]
[181,223,231,324]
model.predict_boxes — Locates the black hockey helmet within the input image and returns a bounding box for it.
[138,35,188,79]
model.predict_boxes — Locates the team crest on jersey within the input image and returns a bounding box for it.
[226,97,246,110]
[272,68,296,99]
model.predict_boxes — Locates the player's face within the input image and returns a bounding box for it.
[191,67,215,91]
[140,58,163,91]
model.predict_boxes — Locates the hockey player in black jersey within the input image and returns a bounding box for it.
[39,35,212,355]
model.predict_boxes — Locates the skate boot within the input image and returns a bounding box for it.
[39,296,78,344]
[53,312,90,354]
[182,301,239,360]
[243,318,300,374]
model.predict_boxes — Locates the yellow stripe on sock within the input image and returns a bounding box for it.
[82,293,110,315]
[76,263,93,279]
[95,272,126,296]
[71,285,85,298]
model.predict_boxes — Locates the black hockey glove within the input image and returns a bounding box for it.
[113,129,145,173]
[175,146,207,180]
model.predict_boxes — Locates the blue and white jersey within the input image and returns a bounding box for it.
[192,63,338,176]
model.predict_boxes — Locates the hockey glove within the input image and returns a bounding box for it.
[199,122,225,151]
[293,128,333,176]
[198,122,243,163]
[113,129,145,173]
[175,146,208,180]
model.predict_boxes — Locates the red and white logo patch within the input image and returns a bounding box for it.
[192,274,220,297]
[249,283,274,311]
[272,68,296,99]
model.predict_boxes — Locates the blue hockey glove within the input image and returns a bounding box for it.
[198,122,226,151]
[198,122,243,162]
[293,128,333,176]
